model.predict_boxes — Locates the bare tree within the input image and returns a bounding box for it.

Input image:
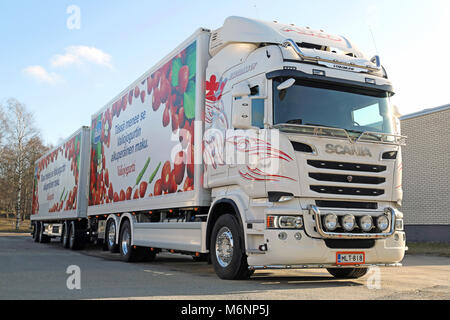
[0,99,39,230]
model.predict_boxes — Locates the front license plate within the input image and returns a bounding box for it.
[336,252,365,265]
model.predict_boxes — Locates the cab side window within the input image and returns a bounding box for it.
[250,85,264,129]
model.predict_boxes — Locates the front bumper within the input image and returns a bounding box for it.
[247,229,406,268]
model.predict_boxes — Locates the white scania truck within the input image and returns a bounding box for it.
[31,16,406,280]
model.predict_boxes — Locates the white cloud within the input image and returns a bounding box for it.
[51,46,113,69]
[22,65,63,85]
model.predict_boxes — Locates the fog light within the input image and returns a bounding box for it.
[342,215,356,232]
[294,232,302,240]
[323,214,338,231]
[359,215,373,232]
[377,215,389,232]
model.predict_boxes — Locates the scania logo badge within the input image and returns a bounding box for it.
[325,144,372,157]
[347,176,353,183]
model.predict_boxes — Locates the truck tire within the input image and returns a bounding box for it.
[210,214,253,280]
[327,268,368,279]
[68,221,85,250]
[105,219,119,253]
[33,222,40,243]
[119,220,145,262]
[38,222,50,243]
[62,222,70,249]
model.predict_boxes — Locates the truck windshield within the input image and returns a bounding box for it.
[273,78,395,136]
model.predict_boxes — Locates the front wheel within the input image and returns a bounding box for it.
[210,214,253,280]
[327,268,368,279]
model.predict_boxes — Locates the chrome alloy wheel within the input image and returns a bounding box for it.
[108,222,116,247]
[121,228,130,256]
[215,227,234,268]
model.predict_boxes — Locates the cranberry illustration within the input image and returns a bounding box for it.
[139,181,148,198]
[126,187,132,200]
[113,192,119,202]
[108,183,114,200]
[173,151,185,185]
[178,65,189,94]
[120,189,125,202]
[168,171,177,193]
[162,105,170,127]
[154,179,162,196]
[140,90,146,103]
[133,189,139,200]
[160,77,171,103]
[161,161,171,191]
[134,86,140,98]
[152,87,161,111]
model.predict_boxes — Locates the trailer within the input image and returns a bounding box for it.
[31,127,90,249]
[32,16,407,280]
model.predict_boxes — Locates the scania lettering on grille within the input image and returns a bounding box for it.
[325,144,372,157]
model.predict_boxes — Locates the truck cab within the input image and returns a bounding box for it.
[204,16,406,279]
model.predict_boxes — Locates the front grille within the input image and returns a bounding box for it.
[310,186,384,196]
[325,239,376,249]
[309,173,385,185]
[315,200,378,210]
[307,160,386,173]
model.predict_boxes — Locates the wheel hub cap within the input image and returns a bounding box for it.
[215,227,234,268]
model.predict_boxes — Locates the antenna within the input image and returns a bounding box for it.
[369,26,379,55]
[253,3,260,19]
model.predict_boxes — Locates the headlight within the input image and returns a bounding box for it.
[323,214,338,231]
[342,215,356,232]
[359,215,373,232]
[377,215,390,231]
[266,216,303,229]
[279,216,303,229]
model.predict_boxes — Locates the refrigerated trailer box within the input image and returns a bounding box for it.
[87,29,212,253]
[31,127,90,238]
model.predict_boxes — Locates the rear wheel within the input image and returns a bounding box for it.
[327,268,368,279]
[210,214,253,280]
[68,221,85,250]
[105,219,119,253]
[62,222,70,248]
[38,222,50,243]
[119,220,145,262]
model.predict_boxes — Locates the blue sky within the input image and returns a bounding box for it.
[1,0,449,146]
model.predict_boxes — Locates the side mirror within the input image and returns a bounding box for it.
[277,78,295,91]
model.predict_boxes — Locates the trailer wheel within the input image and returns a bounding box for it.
[62,222,70,248]
[119,220,144,262]
[68,221,85,250]
[327,268,368,279]
[33,222,40,243]
[105,220,119,253]
[210,214,252,280]
[38,222,50,244]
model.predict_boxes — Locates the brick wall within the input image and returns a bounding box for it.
[400,108,450,225]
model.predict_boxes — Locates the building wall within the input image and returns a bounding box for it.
[400,107,450,241]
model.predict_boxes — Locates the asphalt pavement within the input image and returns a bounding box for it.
[0,234,449,300]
